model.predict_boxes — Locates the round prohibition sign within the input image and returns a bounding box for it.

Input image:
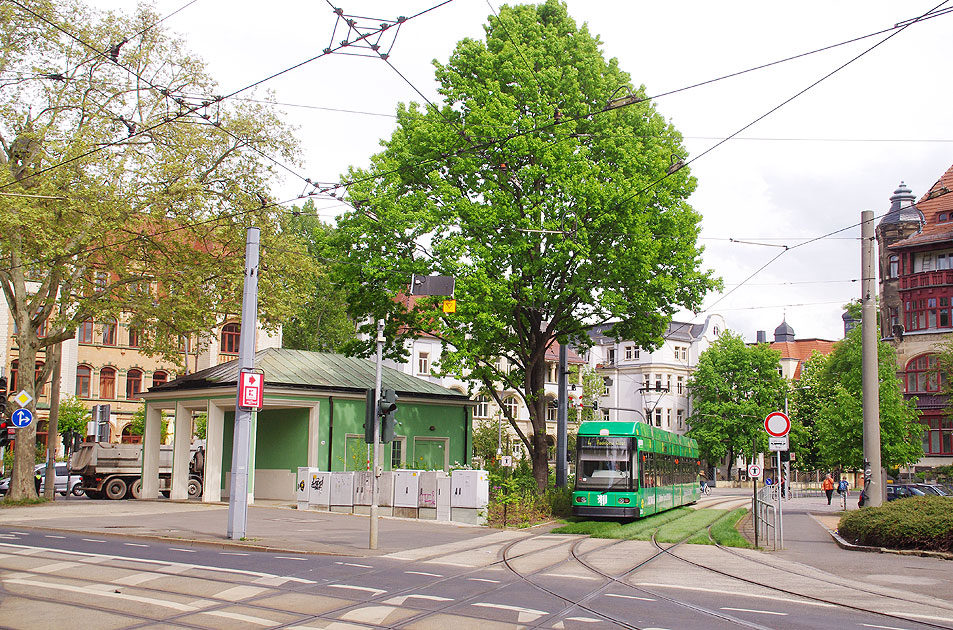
[747,464,763,478]
[764,411,790,437]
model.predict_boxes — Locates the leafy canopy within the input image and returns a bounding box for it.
[332,0,718,488]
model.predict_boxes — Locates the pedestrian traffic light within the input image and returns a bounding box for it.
[364,388,376,444]
[379,389,398,443]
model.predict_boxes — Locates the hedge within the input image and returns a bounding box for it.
[837,496,953,552]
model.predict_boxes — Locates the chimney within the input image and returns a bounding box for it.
[756,330,767,344]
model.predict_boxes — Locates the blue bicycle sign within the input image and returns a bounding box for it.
[10,408,33,429]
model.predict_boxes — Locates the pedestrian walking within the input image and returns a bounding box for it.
[822,473,835,505]
[780,475,786,498]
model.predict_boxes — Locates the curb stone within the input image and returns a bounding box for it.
[810,514,953,561]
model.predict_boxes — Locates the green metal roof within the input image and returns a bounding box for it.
[147,348,468,401]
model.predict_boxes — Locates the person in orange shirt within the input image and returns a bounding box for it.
[822,473,835,505]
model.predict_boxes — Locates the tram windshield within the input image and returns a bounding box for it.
[575,436,635,491]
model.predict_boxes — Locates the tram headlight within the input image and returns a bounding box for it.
[618,497,630,504]
[575,496,586,503]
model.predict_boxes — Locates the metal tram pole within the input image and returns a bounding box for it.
[369,319,384,550]
[777,449,783,549]
[556,343,568,488]
[227,227,260,540]
[861,210,884,507]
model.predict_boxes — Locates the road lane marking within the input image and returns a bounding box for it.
[168,548,196,553]
[3,577,197,611]
[123,543,148,548]
[634,583,836,607]
[220,552,249,556]
[274,556,306,561]
[31,561,81,574]
[201,610,277,626]
[327,584,386,596]
[427,561,473,567]
[0,541,315,584]
[468,577,500,583]
[9,532,29,535]
[384,594,453,605]
[862,625,912,630]
[721,607,787,616]
[886,612,953,624]
[566,617,602,623]
[404,570,443,577]
[335,561,372,568]
[112,572,162,586]
[605,593,655,602]
[0,534,20,539]
[81,539,106,543]
[545,572,599,580]
[473,602,549,622]
[341,605,401,624]
[214,585,269,601]
[44,535,66,539]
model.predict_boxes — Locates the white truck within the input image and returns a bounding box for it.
[70,442,204,500]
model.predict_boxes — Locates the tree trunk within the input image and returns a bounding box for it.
[43,343,63,501]
[525,346,549,492]
[727,446,735,481]
[8,323,39,501]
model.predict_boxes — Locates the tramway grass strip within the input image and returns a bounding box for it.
[709,508,751,548]
[654,509,726,542]
[552,507,691,538]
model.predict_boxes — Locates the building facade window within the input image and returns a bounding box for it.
[905,354,943,393]
[100,367,116,399]
[665,408,672,429]
[78,320,94,344]
[128,327,140,348]
[677,409,684,430]
[152,371,168,387]
[922,417,953,455]
[391,438,405,468]
[417,351,430,375]
[102,318,117,346]
[546,399,557,423]
[221,323,241,355]
[503,396,519,420]
[606,348,616,365]
[76,365,91,397]
[888,255,899,278]
[625,346,638,361]
[676,376,684,395]
[474,395,490,418]
[654,408,663,427]
[126,369,143,399]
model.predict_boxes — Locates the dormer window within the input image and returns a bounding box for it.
[939,212,949,223]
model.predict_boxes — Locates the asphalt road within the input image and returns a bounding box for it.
[1,524,952,630]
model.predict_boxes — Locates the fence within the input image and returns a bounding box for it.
[752,484,779,550]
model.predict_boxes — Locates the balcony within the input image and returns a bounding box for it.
[900,269,953,290]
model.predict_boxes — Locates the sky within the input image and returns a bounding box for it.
[84,0,953,342]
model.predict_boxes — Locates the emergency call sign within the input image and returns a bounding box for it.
[238,371,264,410]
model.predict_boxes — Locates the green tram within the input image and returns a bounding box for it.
[572,421,701,519]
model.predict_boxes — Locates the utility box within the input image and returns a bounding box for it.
[329,471,355,513]
[451,469,489,525]
[353,471,372,509]
[393,469,422,517]
[309,471,331,510]
[353,471,395,516]
[296,467,319,510]
[436,475,451,522]
[377,471,395,515]
[418,470,447,520]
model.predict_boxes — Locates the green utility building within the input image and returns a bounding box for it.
[137,348,472,502]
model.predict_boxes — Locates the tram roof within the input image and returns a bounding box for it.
[578,421,697,451]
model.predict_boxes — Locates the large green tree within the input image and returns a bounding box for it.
[332,1,717,490]
[281,201,357,352]
[0,1,310,499]
[787,350,835,472]
[812,327,922,470]
[686,332,788,479]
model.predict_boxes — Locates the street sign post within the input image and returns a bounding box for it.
[764,411,790,437]
[238,370,264,411]
[11,408,33,429]
[747,464,762,478]
[768,435,789,452]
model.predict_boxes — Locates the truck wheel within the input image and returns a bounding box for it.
[188,478,203,499]
[71,483,85,497]
[130,479,142,500]
[104,477,128,500]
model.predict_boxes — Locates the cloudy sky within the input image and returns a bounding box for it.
[85,0,953,342]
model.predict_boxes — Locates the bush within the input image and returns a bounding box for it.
[838,496,953,552]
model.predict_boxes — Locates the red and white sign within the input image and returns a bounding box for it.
[747,464,763,478]
[238,371,263,410]
[764,411,790,437]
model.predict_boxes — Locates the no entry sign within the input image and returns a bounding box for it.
[764,411,791,437]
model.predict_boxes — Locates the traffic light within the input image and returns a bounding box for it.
[0,419,10,449]
[364,388,376,444]
[0,376,7,419]
[379,389,398,443]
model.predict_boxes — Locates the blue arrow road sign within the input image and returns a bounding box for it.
[11,408,33,429]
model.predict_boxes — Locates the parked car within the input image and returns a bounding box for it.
[918,483,952,496]
[0,463,84,497]
[885,483,936,501]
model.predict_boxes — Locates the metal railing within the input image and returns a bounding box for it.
[753,484,779,550]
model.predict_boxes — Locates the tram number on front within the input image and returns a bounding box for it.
[597,494,608,506]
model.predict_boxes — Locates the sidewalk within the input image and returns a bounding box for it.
[0,498,531,557]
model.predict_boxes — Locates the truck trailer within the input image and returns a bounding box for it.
[70,442,204,500]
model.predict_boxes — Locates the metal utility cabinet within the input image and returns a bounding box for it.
[451,469,489,525]
[329,471,355,513]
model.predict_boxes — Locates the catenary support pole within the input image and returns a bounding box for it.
[369,319,384,550]
[861,210,884,507]
[777,449,783,548]
[556,342,568,488]
[227,227,260,540]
